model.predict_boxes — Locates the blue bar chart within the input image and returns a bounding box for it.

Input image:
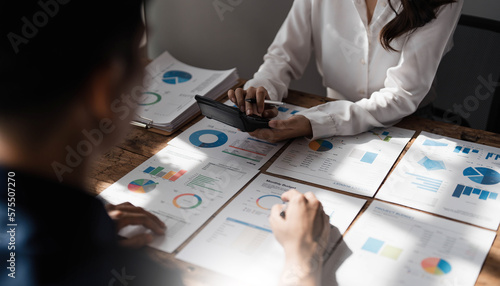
[452,184,498,201]
[486,152,500,161]
[454,146,479,154]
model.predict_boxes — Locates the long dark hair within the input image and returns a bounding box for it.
[381,0,457,51]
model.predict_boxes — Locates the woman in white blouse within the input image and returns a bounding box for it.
[228,0,463,142]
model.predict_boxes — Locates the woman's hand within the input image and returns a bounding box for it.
[270,190,327,260]
[228,86,278,118]
[106,202,166,248]
[270,190,329,286]
[249,115,313,143]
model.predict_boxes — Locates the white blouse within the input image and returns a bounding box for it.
[244,0,463,139]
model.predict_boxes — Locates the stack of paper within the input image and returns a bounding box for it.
[134,51,239,132]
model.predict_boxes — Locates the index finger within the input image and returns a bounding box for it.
[245,88,257,115]
[234,88,247,112]
[228,89,236,103]
[255,86,268,114]
[281,189,303,203]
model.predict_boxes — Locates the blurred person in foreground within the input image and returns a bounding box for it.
[0,1,329,285]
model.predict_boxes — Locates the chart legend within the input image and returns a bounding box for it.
[224,137,278,162]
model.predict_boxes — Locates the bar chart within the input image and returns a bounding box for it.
[486,152,500,161]
[452,184,498,201]
[406,172,443,192]
[143,166,187,182]
[454,146,479,154]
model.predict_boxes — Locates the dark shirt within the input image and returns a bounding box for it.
[0,167,182,286]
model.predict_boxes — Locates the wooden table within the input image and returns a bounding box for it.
[87,89,500,286]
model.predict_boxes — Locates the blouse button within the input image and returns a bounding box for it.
[361,58,366,65]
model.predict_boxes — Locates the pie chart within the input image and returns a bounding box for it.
[139,92,161,106]
[463,167,500,185]
[128,179,158,194]
[162,70,192,84]
[173,193,202,209]
[256,195,283,210]
[189,130,228,148]
[309,139,333,152]
[421,257,452,275]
